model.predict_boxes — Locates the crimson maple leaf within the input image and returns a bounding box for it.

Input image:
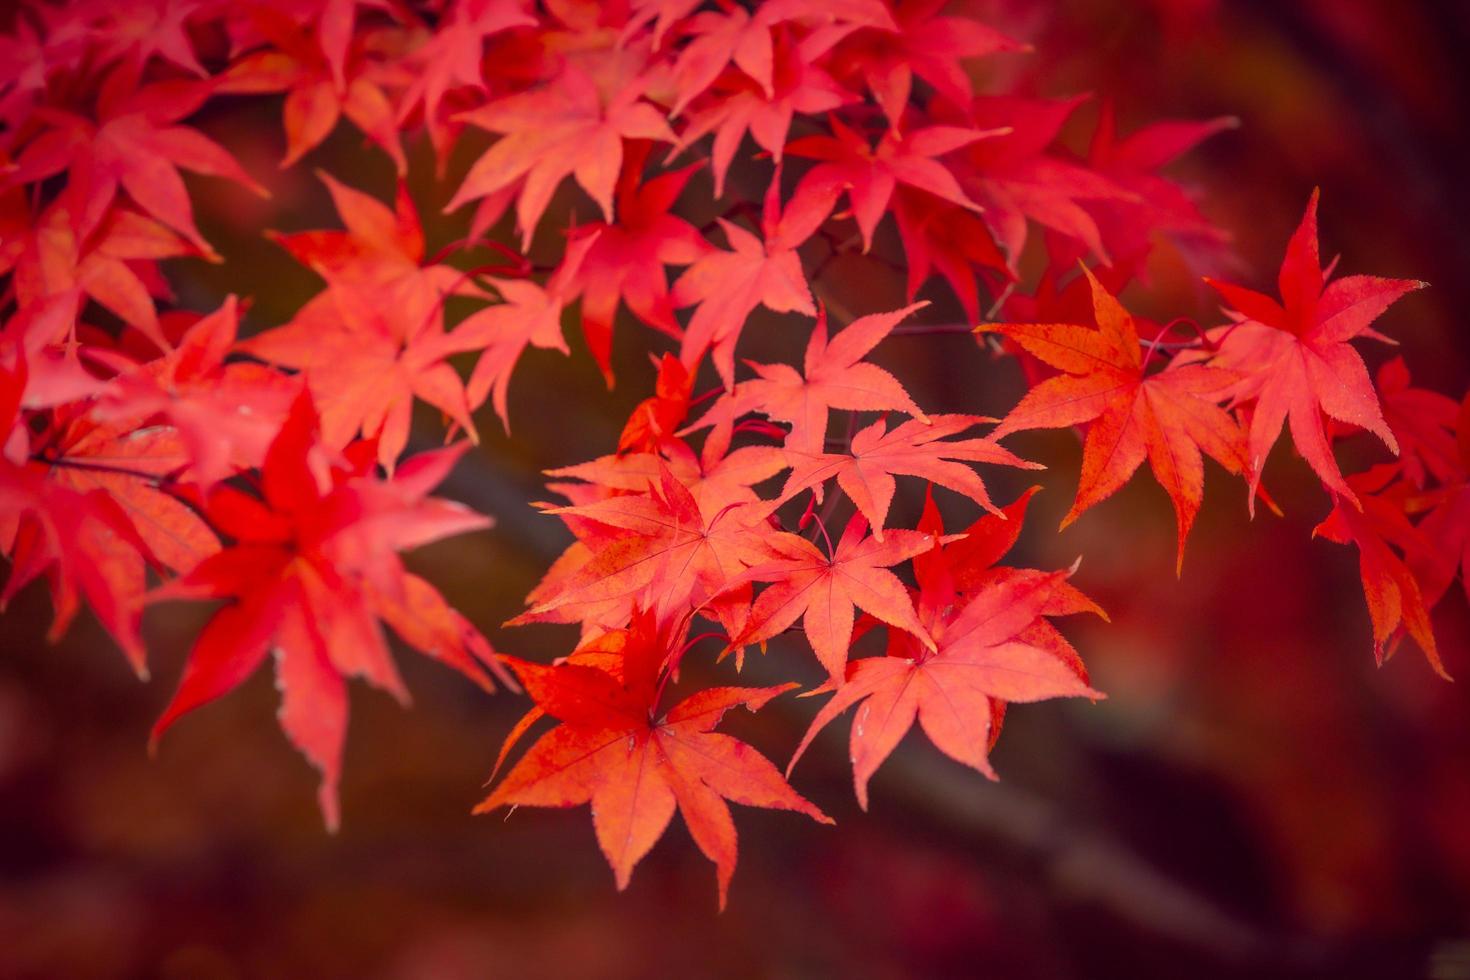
[674,173,821,388]
[149,393,505,830]
[822,0,1023,128]
[446,63,675,248]
[949,95,1133,270]
[1204,190,1425,506]
[9,200,198,352]
[479,609,831,908]
[733,513,937,683]
[983,268,1250,569]
[564,145,711,384]
[1313,465,1447,679]
[0,442,165,674]
[7,66,268,257]
[242,177,484,468]
[674,22,854,198]
[1074,102,1236,278]
[789,489,1101,808]
[687,303,930,453]
[891,185,1012,323]
[451,229,599,432]
[777,414,1037,539]
[1410,395,1470,611]
[785,115,998,252]
[511,461,775,637]
[99,297,296,485]
[218,8,409,172]
[393,0,535,162]
[1375,356,1461,490]
[618,353,694,454]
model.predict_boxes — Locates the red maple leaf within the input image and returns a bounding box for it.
[10,200,198,352]
[785,114,998,252]
[1204,190,1425,505]
[479,609,831,908]
[149,393,506,829]
[1376,356,1461,489]
[99,297,297,485]
[218,8,409,172]
[984,268,1250,569]
[618,353,695,454]
[450,229,599,432]
[673,22,854,198]
[734,513,937,683]
[446,62,675,248]
[393,0,535,162]
[564,144,711,384]
[822,0,1022,129]
[788,488,1101,808]
[1409,395,1470,610]
[674,172,821,388]
[687,302,929,453]
[512,461,775,637]
[890,185,1012,322]
[8,66,268,257]
[950,95,1133,270]
[241,177,483,468]
[777,413,1038,539]
[1314,465,1447,678]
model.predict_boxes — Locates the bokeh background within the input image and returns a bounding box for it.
[3,1,1470,977]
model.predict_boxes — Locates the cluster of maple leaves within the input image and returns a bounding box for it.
[1,0,1466,906]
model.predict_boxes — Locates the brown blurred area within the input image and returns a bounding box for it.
[4,2,1470,978]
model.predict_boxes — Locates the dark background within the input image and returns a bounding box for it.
[3,1,1470,977]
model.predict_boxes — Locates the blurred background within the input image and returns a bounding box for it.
[3,1,1470,977]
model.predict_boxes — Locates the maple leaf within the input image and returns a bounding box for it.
[1376,356,1461,489]
[217,10,409,172]
[785,115,998,252]
[242,176,485,468]
[618,353,694,454]
[674,22,854,198]
[733,513,936,683]
[777,414,1038,540]
[10,200,198,352]
[891,185,1012,322]
[1410,394,1470,610]
[1314,465,1448,679]
[949,95,1134,270]
[393,0,536,161]
[674,173,820,388]
[150,393,505,830]
[85,0,210,78]
[983,268,1249,569]
[548,436,784,516]
[666,3,792,117]
[687,303,930,453]
[822,0,1023,128]
[789,490,1101,808]
[7,66,269,257]
[446,63,675,248]
[99,297,297,485]
[1204,190,1425,505]
[479,610,831,908]
[564,144,711,384]
[0,449,164,674]
[241,276,478,470]
[1075,103,1236,278]
[450,230,599,433]
[512,461,775,637]
[40,415,218,576]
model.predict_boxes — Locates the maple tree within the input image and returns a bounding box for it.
[1,0,1465,912]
